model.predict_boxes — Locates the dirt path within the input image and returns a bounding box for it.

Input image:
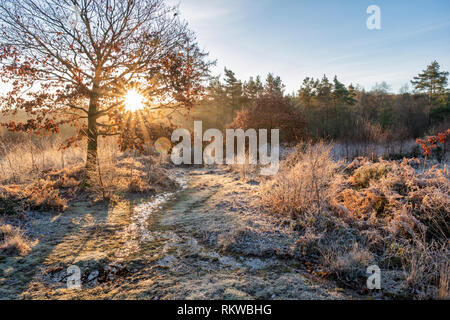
[0,167,354,300]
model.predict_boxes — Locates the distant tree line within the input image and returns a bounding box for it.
[191,61,449,144]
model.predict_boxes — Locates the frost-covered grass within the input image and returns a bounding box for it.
[260,142,449,299]
[0,134,176,216]
[0,223,36,256]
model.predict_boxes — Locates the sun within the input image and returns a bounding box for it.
[124,89,145,112]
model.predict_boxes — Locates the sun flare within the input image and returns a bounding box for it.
[124,89,145,112]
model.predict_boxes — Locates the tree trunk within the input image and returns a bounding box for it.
[83,88,99,189]
[86,112,98,175]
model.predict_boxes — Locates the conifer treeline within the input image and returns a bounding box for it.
[191,61,449,143]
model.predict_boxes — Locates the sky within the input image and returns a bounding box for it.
[168,0,450,93]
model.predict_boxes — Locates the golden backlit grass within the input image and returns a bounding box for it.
[0,223,36,256]
[260,142,449,299]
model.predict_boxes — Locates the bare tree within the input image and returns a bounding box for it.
[0,0,211,183]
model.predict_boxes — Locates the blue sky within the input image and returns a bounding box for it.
[169,0,450,93]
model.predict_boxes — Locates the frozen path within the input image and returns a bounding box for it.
[0,167,353,300]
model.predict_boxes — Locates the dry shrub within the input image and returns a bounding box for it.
[0,137,85,185]
[28,184,68,212]
[338,159,448,298]
[228,150,261,180]
[0,185,29,214]
[439,261,450,300]
[0,165,86,215]
[337,160,448,297]
[291,232,323,257]
[92,155,176,200]
[321,242,374,282]
[0,135,122,186]
[229,92,307,143]
[350,161,391,188]
[0,224,34,256]
[0,182,67,215]
[401,242,449,299]
[1,133,175,205]
[337,159,449,242]
[261,142,450,298]
[260,142,341,219]
[45,165,84,188]
[353,119,389,145]
[0,184,67,214]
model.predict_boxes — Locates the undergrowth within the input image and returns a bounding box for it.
[260,142,449,299]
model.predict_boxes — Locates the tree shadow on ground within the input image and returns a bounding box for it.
[0,198,136,299]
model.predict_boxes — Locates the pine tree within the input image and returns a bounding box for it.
[264,73,285,96]
[346,84,357,105]
[223,68,243,103]
[223,67,246,121]
[243,76,264,101]
[298,77,316,109]
[332,76,350,104]
[411,61,449,107]
[316,75,332,137]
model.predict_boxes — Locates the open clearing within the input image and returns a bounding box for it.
[0,167,356,300]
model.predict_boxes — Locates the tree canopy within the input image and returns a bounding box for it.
[0,0,212,178]
[411,60,449,106]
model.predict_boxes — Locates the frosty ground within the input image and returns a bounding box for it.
[0,166,357,300]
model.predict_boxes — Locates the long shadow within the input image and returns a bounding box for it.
[0,199,116,299]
